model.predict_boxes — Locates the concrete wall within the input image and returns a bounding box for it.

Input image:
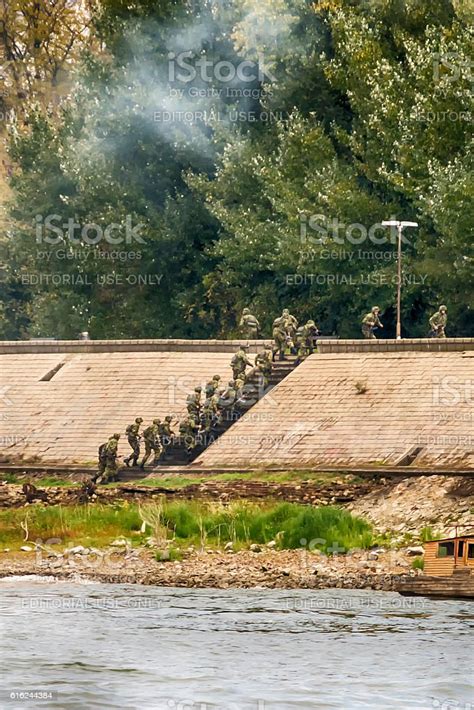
[193,349,474,471]
[0,339,274,354]
[0,348,252,463]
[1,339,472,468]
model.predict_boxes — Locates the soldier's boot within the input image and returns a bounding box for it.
[279,351,286,361]
[124,457,131,467]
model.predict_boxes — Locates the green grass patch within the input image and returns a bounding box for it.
[34,477,75,488]
[412,557,424,571]
[0,500,374,553]
[160,500,373,552]
[0,473,20,484]
[419,526,442,542]
[0,503,143,550]
[130,470,351,489]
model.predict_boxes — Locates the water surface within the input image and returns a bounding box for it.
[0,578,472,709]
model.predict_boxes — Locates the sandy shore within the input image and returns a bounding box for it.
[0,545,418,590]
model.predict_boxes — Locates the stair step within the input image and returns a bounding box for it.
[155,358,300,466]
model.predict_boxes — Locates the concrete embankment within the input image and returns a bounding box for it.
[0,338,472,470]
[195,340,474,471]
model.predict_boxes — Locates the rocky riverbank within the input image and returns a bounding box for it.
[0,476,381,508]
[348,474,474,538]
[0,544,419,591]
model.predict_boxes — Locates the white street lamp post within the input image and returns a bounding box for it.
[381,220,418,340]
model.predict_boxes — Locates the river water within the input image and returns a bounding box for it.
[0,577,472,709]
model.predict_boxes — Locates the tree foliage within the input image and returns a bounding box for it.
[1,0,472,338]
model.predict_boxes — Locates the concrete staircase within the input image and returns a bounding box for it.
[151,357,299,468]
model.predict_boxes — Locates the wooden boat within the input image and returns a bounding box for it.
[398,534,474,599]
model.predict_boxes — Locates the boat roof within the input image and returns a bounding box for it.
[426,534,474,543]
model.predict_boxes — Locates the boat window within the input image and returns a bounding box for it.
[468,544,474,559]
[458,541,465,557]
[437,542,454,557]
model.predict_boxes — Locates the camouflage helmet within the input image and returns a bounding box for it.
[194,386,202,392]
[112,433,120,440]
[282,308,289,315]
[153,418,160,425]
[264,344,272,350]
[135,417,143,423]
[165,415,172,422]
[372,306,380,313]
[307,319,315,326]
[439,304,447,312]
[242,307,250,315]
[213,374,221,380]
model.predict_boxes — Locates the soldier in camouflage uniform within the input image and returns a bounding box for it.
[186,386,202,425]
[205,374,221,398]
[179,416,198,458]
[124,416,143,467]
[239,308,261,339]
[140,419,162,469]
[272,315,289,360]
[232,374,249,412]
[254,345,273,387]
[231,345,252,380]
[281,308,298,343]
[429,305,448,338]
[362,306,383,339]
[295,320,319,363]
[97,441,107,480]
[96,433,120,484]
[201,392,220,433]
[158,415,175,455]
[219,380,238,417]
